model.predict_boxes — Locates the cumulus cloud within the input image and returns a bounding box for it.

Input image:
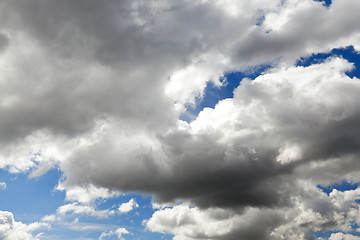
[147,186,360,240]
[1,0,360,172]
[0,182,6,190]
[118,198,139,213]
[59,56,360,239]
[56,183,120,204]
[62,57,360,208]
[99,227,130,240]
[0,0,360,239]
[146,203,283,240]
[0,210,49,240]
[329,233,360,240]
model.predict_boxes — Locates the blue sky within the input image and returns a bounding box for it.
[0,168,173,240]
[1,0,360,240]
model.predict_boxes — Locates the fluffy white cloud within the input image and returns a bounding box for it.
[99,227,130,240]
[0,210,49,240]
[118,198,139,213]
[147,186,360,240]
[56,183,120,204]
[329,233,360,240]
[146,203,282,240]
[0,182,6,190]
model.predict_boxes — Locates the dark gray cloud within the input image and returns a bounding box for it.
[0,33,9,53]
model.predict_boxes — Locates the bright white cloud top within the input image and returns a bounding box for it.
[0,0,360,239]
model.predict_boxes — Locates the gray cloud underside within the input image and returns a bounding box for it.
[63,58,360,209]
[1,0,360,239]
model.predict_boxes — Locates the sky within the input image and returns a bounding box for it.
[1,0,360,239]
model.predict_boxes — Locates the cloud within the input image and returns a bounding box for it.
[0,33,9,54]
[329,233,360,240]
[0,210,49,240]
[41,214,58,223]
[62,57,360,239]
[99,227,130,240]
[62,57,360,207]
[146,203,282,240]
[118,198,139,213]
[147,186,360,240]
[0,0,360,239]
[0,182,6,190]
[57,203,115,219]
[56,183,120,204]
[1,0,360,172]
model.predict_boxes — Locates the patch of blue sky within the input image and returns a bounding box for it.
[182,45,360,123]
[180,64,272,122]
[317,180,360,196]
[92,193,174,240]
[45,191,172,239]
[0,168,65,223]
[297,46,360,78]
[314,222,360,240]
[256,15,265,26]
[0,167,172,239]
[41,189,172,239]
[313,0,332,7]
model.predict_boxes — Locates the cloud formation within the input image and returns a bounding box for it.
[0,211,49,240]
[0,0,360,239]
[147,186,360,240]
[99,227,130,240]
[118,198,139,213]
[57,203,115,219]
[63,57,360,208]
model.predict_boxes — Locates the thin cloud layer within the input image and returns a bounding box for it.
[0,0,360,239]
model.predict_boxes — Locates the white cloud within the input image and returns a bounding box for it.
[0,182,6,190]
[57,203,115,219]
[99,227,130,240]
[146,203,282,240]
[0,210,49,240]
[118,198,139,214]
[147,186,360,240]
[329,233,360,240]
[56,183,120,204]
[41,214,58,223]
